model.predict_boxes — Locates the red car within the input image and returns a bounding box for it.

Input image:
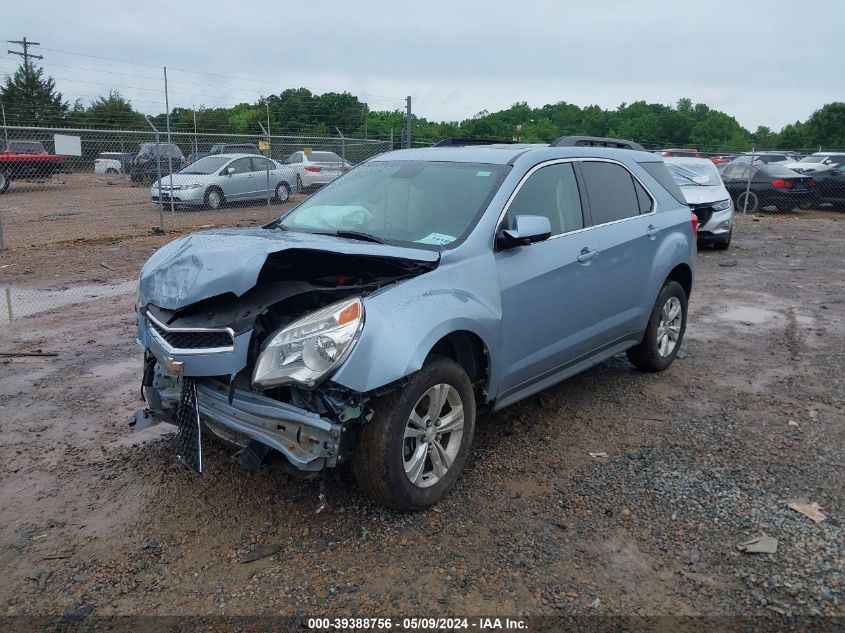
[660,148,702,158]
[0,140,66,194]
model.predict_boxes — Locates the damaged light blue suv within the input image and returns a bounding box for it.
[132,136,697,511]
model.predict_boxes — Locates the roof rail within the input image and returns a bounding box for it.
[550,135,645,151]
[434,138,518,147]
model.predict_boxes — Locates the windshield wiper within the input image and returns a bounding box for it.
[314,230,389,244]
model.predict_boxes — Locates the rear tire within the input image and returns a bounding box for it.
[274,182,291,203]
[295,174,304,193]
[627,281,688,372]
[106,168,119,175]
[735,191,759,213]
[0,169,9,194]
[353,357,476,511]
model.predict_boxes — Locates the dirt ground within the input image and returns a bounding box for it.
[0,211,842,624]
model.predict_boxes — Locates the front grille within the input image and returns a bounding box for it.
[691,205,714,228]
[147,314,234,351]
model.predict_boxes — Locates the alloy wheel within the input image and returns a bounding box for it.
[207,190,222,209]
[656,296,682,357]
[403,383,465,488]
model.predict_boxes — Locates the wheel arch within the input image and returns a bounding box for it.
[427,330,490,391]
[666,262,692,299]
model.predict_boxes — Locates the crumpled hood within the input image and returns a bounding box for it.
[679,184,730,206]
[139,227,439,310]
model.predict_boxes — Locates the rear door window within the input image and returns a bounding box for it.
[579,161,642,225]
[250,156,271,171]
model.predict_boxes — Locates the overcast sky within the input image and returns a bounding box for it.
[2,0,843,131]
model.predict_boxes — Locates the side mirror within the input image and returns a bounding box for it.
[225,167,235,176]
[496,215,552,250]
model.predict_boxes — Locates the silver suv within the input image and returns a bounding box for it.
[132,136,697,510]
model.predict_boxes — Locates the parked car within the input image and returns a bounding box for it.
[94,152,134,174]
[131,135,697,510]
[208,143,261,156]
[659,148,701,158]
[284,150,350,191]
[719,161,815,213]
[6,140,48,154]
[735,151,801,165]
[183,151,209,167]
[150,153,296,209]
[811,162,845,209]
[782,152,845,174]
[0,141,65,195]
[709,154,738,165]
[130,143,185,182]
[665,157,734,249]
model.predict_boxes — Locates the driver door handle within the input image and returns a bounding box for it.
[576,247,599,264]
[646,224,661,238]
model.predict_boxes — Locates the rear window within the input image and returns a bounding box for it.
[579,161,642,225]
[308,152,342,163]
[764,164,803,178]
[638,161,687,204]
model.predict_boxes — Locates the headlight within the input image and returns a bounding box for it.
[186,183,203,189]
[252,297,364,389]
[713,198,732,211]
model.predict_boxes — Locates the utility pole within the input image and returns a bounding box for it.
[405,96,412,149]
[7,37,43,64]
[163,66,174,215]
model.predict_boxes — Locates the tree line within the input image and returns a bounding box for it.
[2,60,844,151]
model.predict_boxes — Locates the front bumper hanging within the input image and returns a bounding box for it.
[175,377,202,474]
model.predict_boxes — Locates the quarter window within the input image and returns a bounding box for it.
[634,178,653,214]
[503,163,584,236]
[580,161,643,224]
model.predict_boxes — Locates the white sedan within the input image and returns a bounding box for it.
[284,150,350,192]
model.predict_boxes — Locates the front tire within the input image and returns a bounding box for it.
[712,228,732,250]
[204,187,224,210]
[627,281,688,372]
[0,169,9,194]
[353,357,476,511]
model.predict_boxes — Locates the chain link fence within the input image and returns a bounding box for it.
[0,124,392,326]
[2,129,843,329]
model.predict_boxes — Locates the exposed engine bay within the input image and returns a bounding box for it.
[133,244,438,476]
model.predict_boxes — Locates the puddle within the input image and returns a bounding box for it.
[718,306,780,324]
[1,280,136,326]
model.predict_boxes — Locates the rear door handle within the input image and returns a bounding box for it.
[576,247,599,264]
[646,224,661,238]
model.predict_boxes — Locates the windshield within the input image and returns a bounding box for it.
[665,161,722,187]
[280,161,508,248]
[178,156,231,174]
[799,155,828,163]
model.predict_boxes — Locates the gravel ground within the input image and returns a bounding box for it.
[0,211,842,623]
